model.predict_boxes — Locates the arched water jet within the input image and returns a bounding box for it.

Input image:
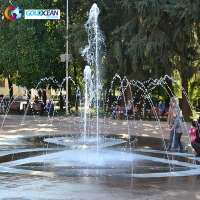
[20,77,59,126]
[144,75,196,157]
[130,79,173,172]
[106,73,122,111]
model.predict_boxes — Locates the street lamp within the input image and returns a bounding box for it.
[60,0,72,115]
[66,0,69,115]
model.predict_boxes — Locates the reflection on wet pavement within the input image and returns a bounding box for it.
[0,116,199,200]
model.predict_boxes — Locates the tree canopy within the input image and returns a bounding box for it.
[0,0,199,117]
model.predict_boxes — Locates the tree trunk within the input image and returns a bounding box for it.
[59,90,64,111]
[73,63,78,113]
[181,74,192,120]
[7,76,13,100]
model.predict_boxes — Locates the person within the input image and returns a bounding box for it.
[46,100,54,118]
[167,98,175,151]
[127,100,133,117]
[111,104,117,119]
[189,120,200,157]
[158,101,165,116]
[167,97,183,152]
[116,104,124,120]
[42,90,47,106]
[198,116,200,136]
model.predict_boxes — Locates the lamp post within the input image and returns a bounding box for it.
[60,0,71,115]
[65,0,69,115]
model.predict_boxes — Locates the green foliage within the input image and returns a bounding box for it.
[0,0,199,115]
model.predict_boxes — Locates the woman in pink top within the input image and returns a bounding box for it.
[189,120,200,157]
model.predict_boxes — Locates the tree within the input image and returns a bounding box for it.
[101,0,200,118]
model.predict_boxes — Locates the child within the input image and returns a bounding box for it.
[189,120,200,157]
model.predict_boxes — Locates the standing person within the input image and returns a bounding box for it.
[167,97,183,152]
[176,110,184,152]
[167,98,175,151]
[127,100,133,118]
[189,120,200,157]
[158,101,165,116]
[111,103,117,119]
[45,100,50,116]
[45,99,54,118]
[172,108,183,151]
[49,100,54,117]
[42,90,47,106]
[198,116,200,138]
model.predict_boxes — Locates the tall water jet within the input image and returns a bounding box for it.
[83,65,93,144]
[82,3,104,151]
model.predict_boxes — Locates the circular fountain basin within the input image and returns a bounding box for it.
[0,135,200,179]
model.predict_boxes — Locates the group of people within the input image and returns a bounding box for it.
[111,98,168,120]
[33,96,54,117]
[111,100,134,120]
[111,96,200,156]
[167,97,200,156]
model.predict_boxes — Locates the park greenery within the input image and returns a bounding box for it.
[0,0,200,118]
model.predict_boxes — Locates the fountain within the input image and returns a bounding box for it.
[0,3,200,200]
[81,3,105,151]
[83,65,93,144]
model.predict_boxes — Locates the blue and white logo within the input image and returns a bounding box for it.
[25,9,60,20]
[11,6,24,19]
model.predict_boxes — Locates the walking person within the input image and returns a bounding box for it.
[167,97,183,152]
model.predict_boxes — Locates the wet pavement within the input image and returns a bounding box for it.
[1,174,200,200]
[0,115,199,200]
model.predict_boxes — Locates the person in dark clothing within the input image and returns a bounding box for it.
[111,104,117,119]
[38,90,42,100]
[46,100,54,118]
[158,101,165,116]
[198,117,200,137]
[40,102,45,116]
[190,120,200,157]
[42,90,47,106]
